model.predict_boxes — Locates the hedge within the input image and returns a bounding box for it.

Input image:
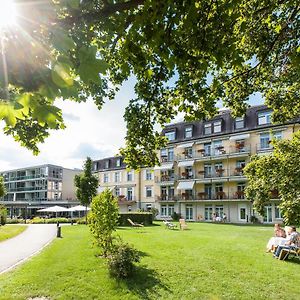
[0,205,7,225]
[118,212,153,226]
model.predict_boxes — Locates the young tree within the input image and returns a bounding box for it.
[0,1,299,168]
[74,157,98,223]
[89,189,119,256]
[244,131,300,225]
[0,176,6,198]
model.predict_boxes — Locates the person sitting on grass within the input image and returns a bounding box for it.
[273,226,300,260]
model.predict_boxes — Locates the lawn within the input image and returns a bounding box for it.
[0,223,299,300]
[0,225,27,242]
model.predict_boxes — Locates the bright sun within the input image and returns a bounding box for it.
[0,0,17,29]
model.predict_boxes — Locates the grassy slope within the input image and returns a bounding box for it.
[0,223,299,300]
[0,225,27,242]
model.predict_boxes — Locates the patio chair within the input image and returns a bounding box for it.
[279,246,300,261]
[179,218,188,230]
[127,218,144,227]
[163,220,177,229]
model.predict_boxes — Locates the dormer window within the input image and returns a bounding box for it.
[116,158,121,167]
[258,111,272,125]
[165,130,176,141]
[235,117,245,129]
[104,160,110,169]
[204,123,212,135]
[213,121,222,133]
[184,126,193,138]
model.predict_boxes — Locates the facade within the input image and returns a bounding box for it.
[0,164,81,217]
[94,105,299,224]
[93,157,155,213]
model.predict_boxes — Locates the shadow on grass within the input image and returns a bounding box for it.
[120,265,171,300]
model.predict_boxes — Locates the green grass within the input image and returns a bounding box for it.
[0,225,27,242]
[0,223,299,300]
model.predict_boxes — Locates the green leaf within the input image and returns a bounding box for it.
[51,63,74,88]
[51,29,76,53]
[0,102,17,126]
[32,105,61,129]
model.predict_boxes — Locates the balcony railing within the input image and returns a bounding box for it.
[155,195,177,202]
[8,186,48,192]
[177,145,251,161]
[155,175,177,183]
[4,174,47,182]
[155,191,247,201]
[256,144,273,152]
[117,195,136,203]
[160,155,175,163]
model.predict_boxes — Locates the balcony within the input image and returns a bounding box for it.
[160,155,175,163]
[155,175,177,184]
[256,144,273,153]
[155,195,177,202]
[117,195,136,204]
[196,169,229,180]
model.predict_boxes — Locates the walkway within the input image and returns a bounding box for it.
[0,224,57,274]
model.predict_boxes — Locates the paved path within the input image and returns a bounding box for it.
[0,224,57,274]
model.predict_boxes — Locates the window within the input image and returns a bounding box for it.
[115,187,120,197]
[127,171,133,182]
[165,131,176,141]
[260,133,270,149]
[205,206,213,221]
[161,205,167,216]
[258,111,272,125]
[114,172,120,183]
[116,158,121,167]
[235,117,245,129]
[273,131,282,140]
[127,187,133,201]
[215,205,224,218]
[146,186,152,198]
[103,173,109,183]
[168,148,174,161]
[184,147,193,158]
[145,169,153,181]
[186,205,193,220]
[236,160,246,168]
[275,206,282,219]
[213,140,223,155]
[168,205,175,217]
[213,121,222,133]
[204,164,212,178]
[104,160,110,169]
[184,126,193,138]
[204,123,212,135]
[204,143,211,156]
[93,162,98,171]
[239,208,246,221]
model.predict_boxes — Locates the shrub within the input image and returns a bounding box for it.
[107,241,141,278]
[118,212,153,226]
[28,217,73,224]
[0,205,7,226]
[171,212,181,221]
[6,218,24,224]
[250,215,260,223]
[150,208,159,220]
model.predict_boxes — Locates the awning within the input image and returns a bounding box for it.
[178,160,195,167]
[229,134,250,141]
[176,142,194,149]
[177,181,195,190]
[154,163,174,170]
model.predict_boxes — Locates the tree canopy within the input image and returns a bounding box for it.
[0,176,6,198]
[74,157,98,208]
[244,132,300,225]
[0,0,299,168]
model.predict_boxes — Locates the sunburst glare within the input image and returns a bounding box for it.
[0,0,17,29]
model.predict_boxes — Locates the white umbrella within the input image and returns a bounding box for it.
[68,205,91,219]
[37,205,69,217]
[68,205,91,212]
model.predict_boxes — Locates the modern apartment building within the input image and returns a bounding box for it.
[94,105,299,224]
[0,164,81,217]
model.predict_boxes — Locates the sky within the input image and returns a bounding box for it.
[0,78,263,172]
